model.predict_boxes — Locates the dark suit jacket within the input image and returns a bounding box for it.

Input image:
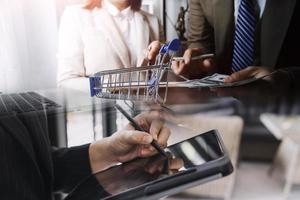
[0,112,92,200]
[188,0,300,73]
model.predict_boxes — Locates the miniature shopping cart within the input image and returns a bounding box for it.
[89,39,181,103]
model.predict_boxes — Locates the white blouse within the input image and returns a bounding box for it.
[103,0,138,67]
[57,4,163,93]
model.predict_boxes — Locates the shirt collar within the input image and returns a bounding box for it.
[103,0,134,19]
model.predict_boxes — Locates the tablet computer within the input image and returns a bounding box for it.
[66,130,233,200]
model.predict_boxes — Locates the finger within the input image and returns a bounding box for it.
[184,48,203,64]
[202,58,214,71]
[132,115,150,131]
[139,118,150,132]
[142,143,157,153]
[171,60,179,70]
[122,131,153,145]
[137,111,166,126]
[149,120,164,140]
[171,60,183,75]
[177,61,187,75]
[157,126,171,148]
[169,158,184,170]
[147,41,161,61]
[203,59,211,67]
[224,68,250,83]
[139,147,158,157]
[183,49,193,65]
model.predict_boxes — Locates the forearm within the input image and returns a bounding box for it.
[52,144,92,192]
[52,139,119,192]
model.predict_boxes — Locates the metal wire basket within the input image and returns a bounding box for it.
[89,63,171,103]
[89,39,181,103]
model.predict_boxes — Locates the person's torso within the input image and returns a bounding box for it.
[70,5,160,76]
[0,114,53,200]
[198,0,300,71]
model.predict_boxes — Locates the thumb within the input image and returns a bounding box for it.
[225,67,259,83]
[202,58,214,71]
[183,49,192,65]
[122,131,153,145]
[147,41,161,61]
[203,58,212,66]
[225,69,249,83]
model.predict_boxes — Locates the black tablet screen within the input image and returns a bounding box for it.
[66,130,225,200]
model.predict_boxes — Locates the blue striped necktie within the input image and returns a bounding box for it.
[232,0,256,72]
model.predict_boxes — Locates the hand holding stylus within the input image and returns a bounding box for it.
[114,104,168,157]
[89,110,170,173]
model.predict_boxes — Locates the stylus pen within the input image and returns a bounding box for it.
[114,104,168,157]
[172,53,214,61]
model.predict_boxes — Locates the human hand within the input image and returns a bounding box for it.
[143,41,162,65]
[224,66,273,83]
[89,112,170,173]
[171,48,215,79]
[212,66,291,100]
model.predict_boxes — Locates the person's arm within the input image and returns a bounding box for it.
[53,112,170,192]
[224,66,300,88]
[52,145,92,192]
[57,6,89,93]
[88,112,170,173]
[188,0,214,52]
[143,12,165,64]
[167,0,216,78]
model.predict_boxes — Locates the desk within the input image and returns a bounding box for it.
[159,81,299,161]
[86,79,299,199]
[1,79,299,200]
[34,79,300,153]
[34,81,300,199]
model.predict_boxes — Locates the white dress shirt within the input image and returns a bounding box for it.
[234,0,267,23]
[103,0,138,67]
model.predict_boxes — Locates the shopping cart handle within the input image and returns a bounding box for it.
[166,38,181,52]
[159,39,181,55]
